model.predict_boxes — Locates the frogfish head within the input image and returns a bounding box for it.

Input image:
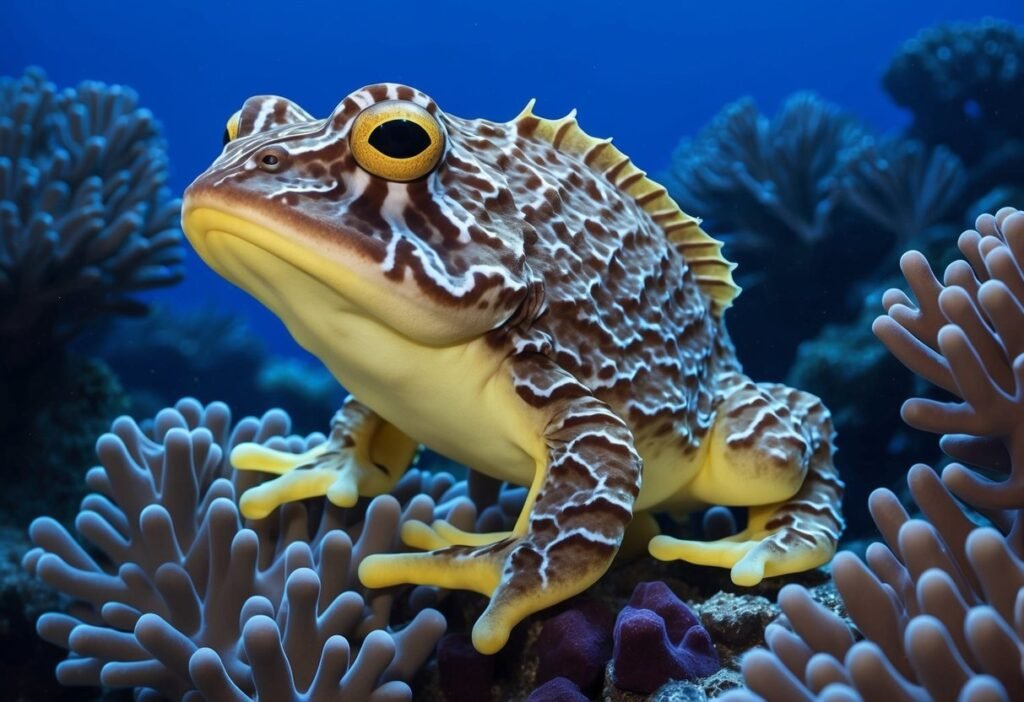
[181,83,535,349]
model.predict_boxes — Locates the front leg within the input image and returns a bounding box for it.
[231,395,419,519]
[359,354,642,653]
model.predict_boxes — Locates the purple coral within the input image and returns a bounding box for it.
[436,633,495,702]
[23,398,447,700]
[527,677,590,702]
[612,581,719,694]
[533,598,615,693]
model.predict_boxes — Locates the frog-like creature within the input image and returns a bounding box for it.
[181,84,844,654]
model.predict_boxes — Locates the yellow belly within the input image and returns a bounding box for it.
[201,227,545,484]
[633,435,708,512]
[314,313,545,486]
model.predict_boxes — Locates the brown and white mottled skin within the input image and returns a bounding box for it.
[181,83,845,654]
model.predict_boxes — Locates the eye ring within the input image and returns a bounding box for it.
[349,101,444,182]
[255,145,289,172]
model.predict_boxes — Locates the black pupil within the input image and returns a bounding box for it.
[262,154,279,165]
[368,119,431,159]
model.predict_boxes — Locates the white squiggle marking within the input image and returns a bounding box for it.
[211,170,244,188]
[341,167,373,199]
[379,184,414,275]
[382,231,401,274]
[517,374,579,400]
[285,131,343,156]
[274,178,338,195]
[252,100,277,134]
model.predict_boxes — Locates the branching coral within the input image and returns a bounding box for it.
[667,94,870,378]
[667,93,967,379]
[883,19,1024,169]
[0,68,183,370]
[24,398,447,700]
[721,207,1024,701]
[669,93,865,253]
[669,92,972,270]
[837,139,966,251]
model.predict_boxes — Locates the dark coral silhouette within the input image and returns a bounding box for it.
[884,20,1024,164]
[0,68,184,371]
[668,92,967,380]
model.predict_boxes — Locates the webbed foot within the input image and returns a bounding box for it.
[231,399,417,519]
[359,530,609,654]
[663,377,844,585]
[649,502,839,586]
[358,355,643,655]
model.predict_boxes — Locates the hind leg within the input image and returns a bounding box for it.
[650,374,844,585]
[359,355,642,653]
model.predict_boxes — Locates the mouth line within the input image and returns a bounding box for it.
[180,198,503,348]
[183,203,418,339]
[186,205,344,294]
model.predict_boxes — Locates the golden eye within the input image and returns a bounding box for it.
[223,110,241,145]
[349,101,444,182]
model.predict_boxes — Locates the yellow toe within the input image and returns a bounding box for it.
[730,549,768,586]
[231,443,326,474]
[358,552,500,596]
[326,471,359,508]
[401,520,448,551]
[431,521,513,547]
[649,535,755,569]
[472,615,511,655]
[238,469,337,519]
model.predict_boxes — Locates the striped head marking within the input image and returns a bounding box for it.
[182,83,534,347]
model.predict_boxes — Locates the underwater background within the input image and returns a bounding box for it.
[3,0,1024,700]
[8,0,1022,362]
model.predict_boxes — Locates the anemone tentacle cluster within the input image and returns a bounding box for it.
[722,207,1024,702]
[24,398,447,701]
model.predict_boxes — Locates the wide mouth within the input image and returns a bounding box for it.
[185,205,323,283]
[182,202,377,304]
[180,199,488,347]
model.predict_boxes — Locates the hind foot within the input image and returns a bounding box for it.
[649,502,839,586]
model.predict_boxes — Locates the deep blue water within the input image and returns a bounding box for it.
[5,0,1024,360]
